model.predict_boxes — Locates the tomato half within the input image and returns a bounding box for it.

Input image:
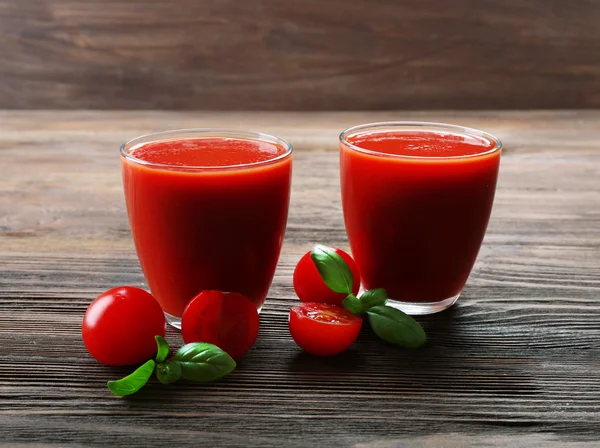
[82,286,166,366]
[288,302,362,356]
[293,248,361,305]
[181,290,259,360]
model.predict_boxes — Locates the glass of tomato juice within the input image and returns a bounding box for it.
[120,130,293,328]
[340,122,502,315]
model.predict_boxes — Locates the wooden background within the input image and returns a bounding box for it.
[0,110,599,446]
[2,0,600,110]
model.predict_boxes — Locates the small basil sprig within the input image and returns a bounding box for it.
[367,306,426,349]
[359,288,388,309]
[174,342,237,382]
[107,359,156,396]
[311,245,354,295]
[309,244,426,349]
[107,336,236,397]
[156,360,182,385]
[342,288,388,314]
[155,335,170,363]
[341,294,363,314]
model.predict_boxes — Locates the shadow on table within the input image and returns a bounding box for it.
[285,304,539,396]
[286,305,462,365]
[116,302,538,406]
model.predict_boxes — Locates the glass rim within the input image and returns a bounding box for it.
[339,121,502,160]
[120,128,293,170]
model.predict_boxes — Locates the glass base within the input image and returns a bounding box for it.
[165,312,181,330]
[385,294,460,315]
[165,304,264,330]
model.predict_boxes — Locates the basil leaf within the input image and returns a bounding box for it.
[107,359,155,396]
[310,245,354,294]
[359,289,388,309]
[342,294,363,314]
[367,306,426,349]
[155,335,170,363]
[173,342,236,382]
[156,360,182,385]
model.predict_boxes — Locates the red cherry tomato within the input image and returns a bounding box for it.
[82,286,166,366]
[181,291,259,360]
[289,302,362,356]
[293,248,361,305]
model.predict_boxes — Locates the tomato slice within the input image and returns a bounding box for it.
[288,302,362,356]
[181,290,259,360]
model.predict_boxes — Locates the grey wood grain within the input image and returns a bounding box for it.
[1,1,600,110]
[0,111,599,446]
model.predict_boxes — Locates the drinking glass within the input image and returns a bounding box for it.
[340,122,501,314]
[121,129,293,327]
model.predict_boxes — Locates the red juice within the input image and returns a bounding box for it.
[121,131,292,325]
[340,123,501,314]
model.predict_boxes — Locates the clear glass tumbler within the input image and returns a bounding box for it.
[340,122,501,315]
[121,129,293,328]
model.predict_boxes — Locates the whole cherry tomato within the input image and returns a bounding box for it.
[181,290,259,360]
[82,286,166,366]
[293,248,361,305]
[289,302,362,356]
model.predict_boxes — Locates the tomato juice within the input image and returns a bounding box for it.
[121,130,292,326]
[340,122,501,314]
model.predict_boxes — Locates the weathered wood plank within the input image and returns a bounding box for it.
[1,1,600,110]
[0,111,599,446]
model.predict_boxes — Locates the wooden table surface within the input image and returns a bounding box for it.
[1,111,599,447]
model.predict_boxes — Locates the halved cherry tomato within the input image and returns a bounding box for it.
[289,302,362,356]
[293,248,361,305]
[82,286,166,366]
[181,290,259,360]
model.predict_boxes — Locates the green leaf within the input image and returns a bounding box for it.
[310,245,353,295]
[173,342,236,382]
[156,360,182,384]
[155,335,170,363]
[107,359,156,397]
[367,306,426,349]
[342,294,363,314]
[359,289,388,309]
